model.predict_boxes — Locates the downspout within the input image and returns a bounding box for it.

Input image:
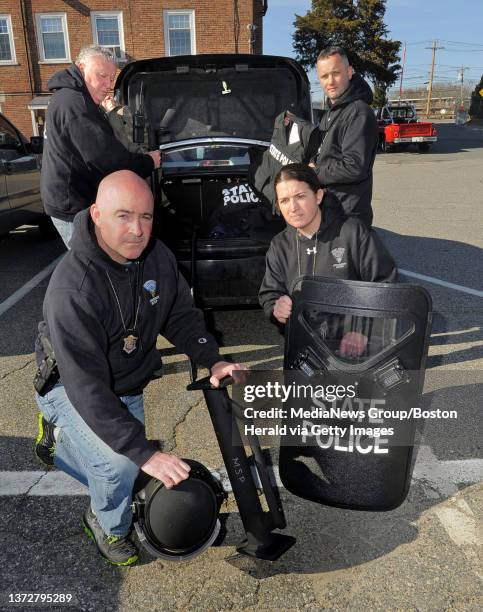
[19,0,35,98]
[233,0,240,53]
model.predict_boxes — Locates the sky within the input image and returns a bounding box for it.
[263,0,483,101]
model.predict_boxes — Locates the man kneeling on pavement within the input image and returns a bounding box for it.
[34,170,247,566]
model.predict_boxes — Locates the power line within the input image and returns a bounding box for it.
[441,49,483,53]
[430,64,483,69]
[405,40,433,46]
[439,39,483,48]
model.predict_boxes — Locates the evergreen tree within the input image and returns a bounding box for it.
[469,75,483,119]
[293,0,401,103]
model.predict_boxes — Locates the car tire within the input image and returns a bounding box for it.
[381,138,391,153]
[418,143,430,153]
[38,216,58,239]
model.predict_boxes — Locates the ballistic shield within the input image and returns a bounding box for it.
[280,277,432,510]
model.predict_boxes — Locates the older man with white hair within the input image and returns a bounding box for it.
[41,45,161,246]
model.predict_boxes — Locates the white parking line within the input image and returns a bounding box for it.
[434,498,481,547]
[1,260,479,321]
[0,255,63,317]
[400,268,483,298]
[433,497,483,579]
[2,448,482,497]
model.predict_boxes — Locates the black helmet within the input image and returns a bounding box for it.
[132,459,226,561]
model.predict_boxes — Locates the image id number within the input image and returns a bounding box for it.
[8,593,74,605]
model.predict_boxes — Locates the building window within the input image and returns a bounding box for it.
[163,10,195,56]
[0,15,16,64]
[36,13,70,62]
[91,12,125,60]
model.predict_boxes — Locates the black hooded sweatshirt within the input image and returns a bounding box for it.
[259,194,396,320]
[314,74,378,226]
[35,210,222,467]
[41,65,154,221]
[248,111,320,210]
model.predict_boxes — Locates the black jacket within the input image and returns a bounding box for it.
[35,210,221,467]
[314,74,378,226]
[41,65,154,221]
[259,195,397,319]
[249,111,320,210]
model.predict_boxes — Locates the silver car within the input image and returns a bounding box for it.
[0,112,54,237]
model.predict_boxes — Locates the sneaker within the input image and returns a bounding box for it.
[35,413,56,467]
[82,506,138,566]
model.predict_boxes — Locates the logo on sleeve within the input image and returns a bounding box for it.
[143,280,159,305]
[331,247,347,269]
[198,337,207,344]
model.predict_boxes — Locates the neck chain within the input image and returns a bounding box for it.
[296,231,319,278]
[105,269,141,357]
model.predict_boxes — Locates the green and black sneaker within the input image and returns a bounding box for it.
[35,413,56,468]
[82,506,139,566]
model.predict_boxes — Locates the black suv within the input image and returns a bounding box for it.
[0,113,54,237]
[114,54,312,307]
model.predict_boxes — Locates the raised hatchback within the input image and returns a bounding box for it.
[114,54,312,307]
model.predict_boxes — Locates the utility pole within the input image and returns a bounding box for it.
[458,66,469,110]
[398,42,406,103]
[425,40,444,118]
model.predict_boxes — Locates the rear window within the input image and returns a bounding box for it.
[391,107,415,120]
[162,144,261,171]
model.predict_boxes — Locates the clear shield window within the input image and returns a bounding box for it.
[301,308,415,364]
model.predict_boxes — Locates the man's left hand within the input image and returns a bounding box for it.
[210,360,249,387]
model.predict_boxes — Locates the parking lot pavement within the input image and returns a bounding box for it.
[0,123,482,610]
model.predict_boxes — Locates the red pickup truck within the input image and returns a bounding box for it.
[375,105,437,153]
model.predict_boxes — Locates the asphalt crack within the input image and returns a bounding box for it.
[170,395,205,452]
[0,357,35,380]
[25,470,47,494]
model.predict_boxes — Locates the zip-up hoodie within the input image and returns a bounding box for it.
[35,210,221,466]
[314,74,378,226]
[249,111,320,210]
[259,194,397,319]
[41,65,154,221]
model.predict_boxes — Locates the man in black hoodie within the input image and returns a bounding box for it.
[312,47,378,226]
[41,45,161,246]
[35,170,246,565]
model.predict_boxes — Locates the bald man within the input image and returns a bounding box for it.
[34,171,247,566]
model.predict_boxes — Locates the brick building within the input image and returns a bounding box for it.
[0,1,267,137]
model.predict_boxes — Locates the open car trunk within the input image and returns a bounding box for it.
[154,168,286,306]
[114,54,312,306]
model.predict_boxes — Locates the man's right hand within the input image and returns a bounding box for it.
[148,150,161,169]
[273,295,293,324]
[141,451,190,488]
[101,95,117,113]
